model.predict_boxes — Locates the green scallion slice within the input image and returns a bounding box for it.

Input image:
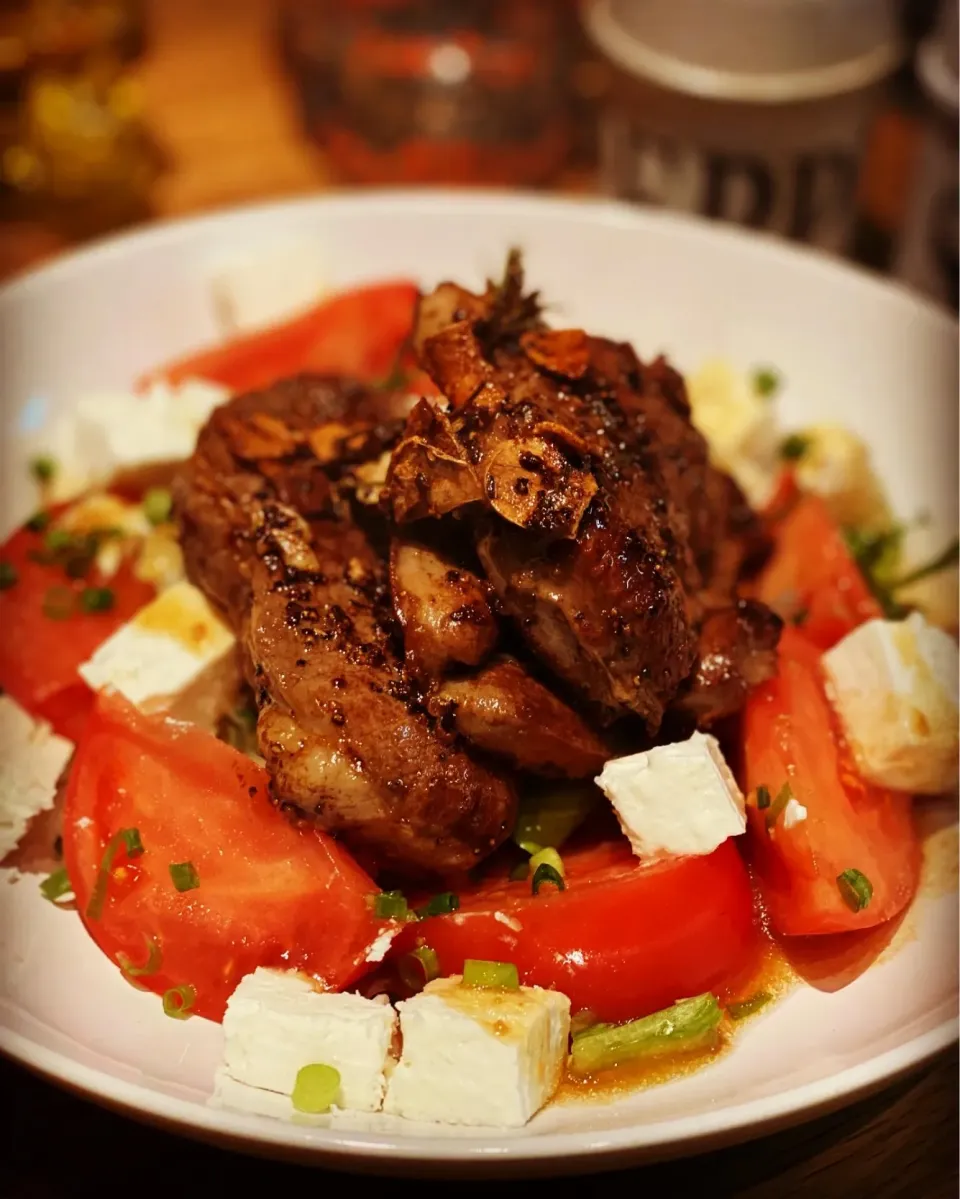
[752,367,781,398]
[373,890,408,920]
[779,433,810,462]
[727,991,772,1021]
[117,936,163,978]
[292,1063,341,1114]
[25,511,51,533]
[39,867,73,904]
[0,561,17,591]
[80,586,115,613]
[169,861,200,892]
[42,585,74,620]
[531,853,565,896]
[755,785,771,810]
[765,782,793,830]
[143,487,173,526]
[569,993,722,1075]
[417,891,460,919]
[512,781,597,855]
[462,959,519,990]
[162,984,196,1019]
[86,827,144,920]
[398,945,440,992]
[30,455,57,483]
[837,868,873,912]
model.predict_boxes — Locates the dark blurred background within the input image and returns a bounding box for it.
[0,0,955,308]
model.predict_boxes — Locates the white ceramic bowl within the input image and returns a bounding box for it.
[0,192,957,1177]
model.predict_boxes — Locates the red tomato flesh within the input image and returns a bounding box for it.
[391,837,762,1022]
[0,517,155,741]
[757,493,882,650]
[140,281,420,394]
[63,693,387,1022]
[743,626,919,936]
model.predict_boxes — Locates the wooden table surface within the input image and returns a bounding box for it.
[2,2,958,1194]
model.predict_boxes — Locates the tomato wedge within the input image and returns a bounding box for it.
[391,838,761,1022]
[743,626,919,936]
[63,693,385,1021]
[140,281,419,394]
[758,493,882,650]
[0,518,154,742]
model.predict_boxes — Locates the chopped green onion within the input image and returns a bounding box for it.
[0,561,17,590]
[143,487,173,526]
[25,511,51,532]
[779,433,810,462]
[727,991,772,1021]
[842,525,910,617]
[42,585,74,620]
[30,455,57,483]
[44,528,74,552]
[117,936,163,978]
[373,890,409,920]
[80,586,115,613]
[86,827,144,920]
[888,537,960,591]
[569,993,722,1075]
[417,891,460,919]
[765,782,793,830]
[755,785,771,810]
[169,861,200,892]
[837,868,873,912]
[162,984,196,1019]
[462,959,519,990]
[512,781,598,854]
[530,847,565,895]
[399,945,440,992]
[39,867,73,904]
[292,1063,341,1114]
[752,367,781,398]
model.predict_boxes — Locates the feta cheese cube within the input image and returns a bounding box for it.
[822,613,959,795]
[383,976,570,1127]
[686,360,780,509]
[43,379,229,501]
[210,242,327,335]
[78,580,239,730]
[220,968,398,1113]
[0,696,73,858]
[792,424,892,532]
[596,731,746,860]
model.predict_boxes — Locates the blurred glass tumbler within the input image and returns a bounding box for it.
[583,0,904,254]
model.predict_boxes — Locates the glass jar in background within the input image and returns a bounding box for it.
[297,0,573,187]
[2,0,160,242]
[583,0,905,259]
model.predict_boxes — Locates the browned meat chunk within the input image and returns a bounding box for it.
[674,600,783,726]
[390,537,498,680]
[175,375,517,879]
[431,657,608,778]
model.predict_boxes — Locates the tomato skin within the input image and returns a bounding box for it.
[0,519,155,741]
[63,694,386,1021]
[391,838,761,1022]
[140,281,420,394]
[758,494,881,650]
[743,627,919,936]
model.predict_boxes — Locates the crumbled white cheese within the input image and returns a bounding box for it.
[364,928,399,963]
[822,612,959,794]
[596,731,746,860]
[792,424,892,532]
[782,797,808,829]
[0,696,73,858]
[56,492,151,580]
[219,967,398,1114]
[42,378,229,502]
[686,359,780,508]
[77,580,239,730]
[383,976,570,1127]
[210,242,327,335]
